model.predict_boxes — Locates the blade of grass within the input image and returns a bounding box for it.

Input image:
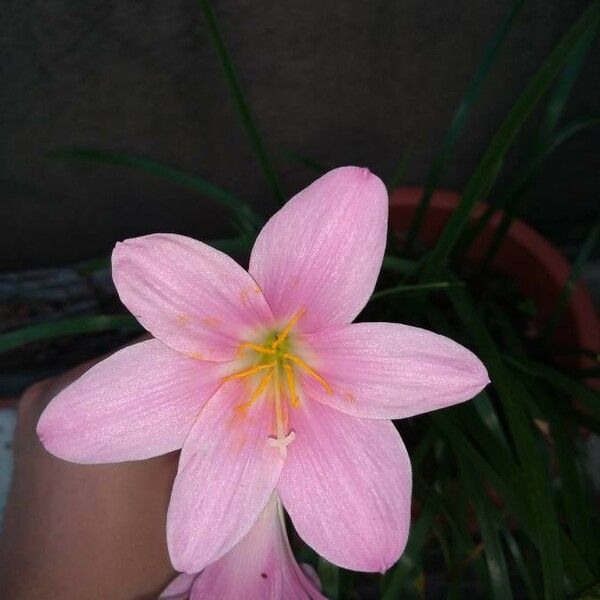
[47,148,262,232]
[420,1,600,281]
[471,392,511,450]
[197,0,283,206]
[540,215,600,341]
[388,144,414,190]
[370,280,463,301]
[282,151,329,174]
[513,368,600,585]
[448,286,565,597]
[381,495,440,599]
[403,0,524,253]
[0,315,140,354]
[459,115,599,261]
[503,529,541,600]
[381,254,419,274]
[317,557,339,600]
[535,16,599,149]
[461,464,513,600]
[504,354,600,420]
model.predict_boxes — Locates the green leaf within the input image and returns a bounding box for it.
[403,0,524,253]
[540,216,600,341]
[282,151,329,174]
[0,315,141,354]
[197,0,284,206]
[388,144,414,190]
[461,464,513,600]
[381,495,440,599]
[381,254,419,274]
[504,354,600,421]
[370,280,462,301]
[420,1,600,281]
[317,556,339,600]
[448,286,566,596]
[535,15,599,149]
[462,115,599,268]
[47,148,262,231]
[503,529,541,599]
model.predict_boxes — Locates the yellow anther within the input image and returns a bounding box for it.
[271,308,306,349]
[283,363,299,407]
[237,370,274,411]
[222,362,275,383]
[237,342,275,356]
[283,353,332,394]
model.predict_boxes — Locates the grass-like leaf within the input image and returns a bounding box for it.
[0,315,140,355]
[462,10,599,269]
[282,150,329,174]
[420,1,600,281]
[403,0,524,253]
[47,148,262,232]
[448,286,566,596]
[317,556,339,600]
[370,280,462,301]
[197,0,284,206]
[461,464,513,600]
[388,144,414,190]
[381,495,440,599]
[540,216,600,341]
[460,115,599,266]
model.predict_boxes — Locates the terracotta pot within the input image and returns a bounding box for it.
[389,187,600,379]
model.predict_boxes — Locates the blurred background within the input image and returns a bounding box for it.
[1,0,598,268]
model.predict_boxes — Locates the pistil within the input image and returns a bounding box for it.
[223,308,332,455]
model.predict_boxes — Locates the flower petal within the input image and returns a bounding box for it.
[189,494,326,600]
[167,381,284,573]
[37,340,223,463]
[302,322,489,419]
[278,399,411,572]
[159,573,197,600]
[112,234,273,361]
[249,167,388,332]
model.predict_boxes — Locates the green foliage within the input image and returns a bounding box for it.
[419,0,600,281]
[0,316,140,354]
[196,0,284,206]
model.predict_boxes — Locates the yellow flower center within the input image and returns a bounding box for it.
[222,308,332,457]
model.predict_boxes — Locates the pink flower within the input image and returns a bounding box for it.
[37,166,488,574]
[159,493,326,600]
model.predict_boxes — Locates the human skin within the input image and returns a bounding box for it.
[0,362,178,599]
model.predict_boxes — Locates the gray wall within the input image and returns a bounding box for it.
[1,0,598,269]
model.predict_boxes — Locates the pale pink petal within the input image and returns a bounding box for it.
[277,400,411,572]
[112,234,273,361]
[249,167,388,332]
[159,572,197,600]
[37,340,223,463]
[189,494,326,600]
[167,381,284,573]
[301,322,489,419]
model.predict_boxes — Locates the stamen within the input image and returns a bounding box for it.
[283,353,332,394]
[237,370,274,411]
[237,342,275,356]
[222,362,275,383]
[271,308,306,349]
[283,364,299,407]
